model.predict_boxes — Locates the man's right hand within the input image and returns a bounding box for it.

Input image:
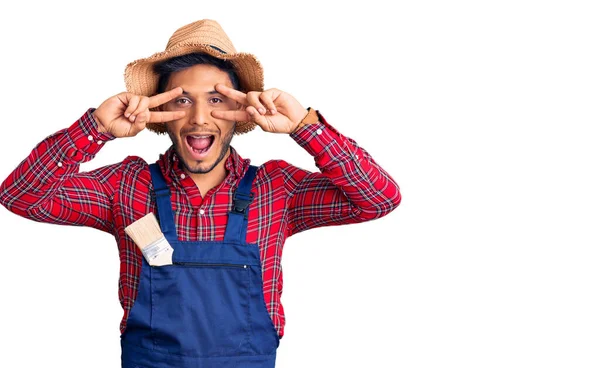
[92,87,185,137]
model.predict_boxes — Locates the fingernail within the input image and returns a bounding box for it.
[125,113,130,118]
[130,115,136,122]
[270,109,277,114]
[248,110,255,116]
[258,107,266,114]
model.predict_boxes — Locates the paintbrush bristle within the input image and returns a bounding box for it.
[125,213,173,266]
[125,213,164,248]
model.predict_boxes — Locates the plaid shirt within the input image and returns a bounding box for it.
[0,108,401,338]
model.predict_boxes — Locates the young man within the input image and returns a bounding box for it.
[0,19,400,368]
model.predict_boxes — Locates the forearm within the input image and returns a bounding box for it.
[0,109,118,231]
[286,110,401,233]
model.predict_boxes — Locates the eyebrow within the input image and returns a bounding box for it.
[181,89,224,97]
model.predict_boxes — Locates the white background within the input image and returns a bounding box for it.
[0,1,598,367]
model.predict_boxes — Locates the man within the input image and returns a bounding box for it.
[0,19,400,368]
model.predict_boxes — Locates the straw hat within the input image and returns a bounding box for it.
[124,19,263,135]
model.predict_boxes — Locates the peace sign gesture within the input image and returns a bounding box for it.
[93,87,186,138]
[211,84,308,134]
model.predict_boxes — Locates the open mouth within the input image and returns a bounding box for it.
[185,134,215,158]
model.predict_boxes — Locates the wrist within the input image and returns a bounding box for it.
[291,107,319,134]
[92,110,108,134]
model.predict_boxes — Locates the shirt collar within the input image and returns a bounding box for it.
[157,145,250,187]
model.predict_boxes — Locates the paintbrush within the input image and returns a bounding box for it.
[125,213,173,266]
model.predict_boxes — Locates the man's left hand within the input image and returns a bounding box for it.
[211,84,308,134]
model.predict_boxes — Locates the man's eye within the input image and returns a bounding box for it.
[176,98,191,104]
[209,97,223,104]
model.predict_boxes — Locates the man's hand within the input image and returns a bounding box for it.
[93,87,186,137]
[211,84,308,134]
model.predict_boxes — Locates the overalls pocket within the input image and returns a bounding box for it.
[150,262,251,357]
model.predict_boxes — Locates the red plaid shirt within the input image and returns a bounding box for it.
[0,108,400,338]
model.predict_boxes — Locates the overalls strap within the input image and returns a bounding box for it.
[224,165,258,244]
[149,163,176,237]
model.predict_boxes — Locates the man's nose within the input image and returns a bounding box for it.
[189,103,210,125]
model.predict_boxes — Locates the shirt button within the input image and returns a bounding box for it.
[199,209,205,215]
[180,173,186,179]
[97,140,103,145]
[355,154,359,159]
[87,135,93,141]
[57,162,63,168]
[316,129,323,135]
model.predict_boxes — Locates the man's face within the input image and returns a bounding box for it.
[162,64,239,174]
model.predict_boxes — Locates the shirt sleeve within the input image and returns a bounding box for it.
[284,110,401,236]
[0,108,121,234]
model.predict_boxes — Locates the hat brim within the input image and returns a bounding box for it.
[124,43,263,135]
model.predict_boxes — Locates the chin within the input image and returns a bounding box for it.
[176,141,231,175]
[168,126,234,175]
[181,159,218,174]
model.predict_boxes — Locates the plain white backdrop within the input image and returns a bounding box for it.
[0,1,598,367]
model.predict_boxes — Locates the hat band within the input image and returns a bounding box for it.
[209,45,227,54]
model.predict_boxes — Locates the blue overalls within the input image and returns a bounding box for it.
[120,163,280,368]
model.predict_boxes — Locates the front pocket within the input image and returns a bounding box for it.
[150,262,251,357]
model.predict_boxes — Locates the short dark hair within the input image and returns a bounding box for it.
[154,52,240,94]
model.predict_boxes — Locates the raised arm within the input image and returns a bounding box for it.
[210,84,401,236]
[283,111,400,235]
[0,110,120,232]
[0,87,186,233]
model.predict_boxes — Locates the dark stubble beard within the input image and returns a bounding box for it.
[167,127,235,175]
